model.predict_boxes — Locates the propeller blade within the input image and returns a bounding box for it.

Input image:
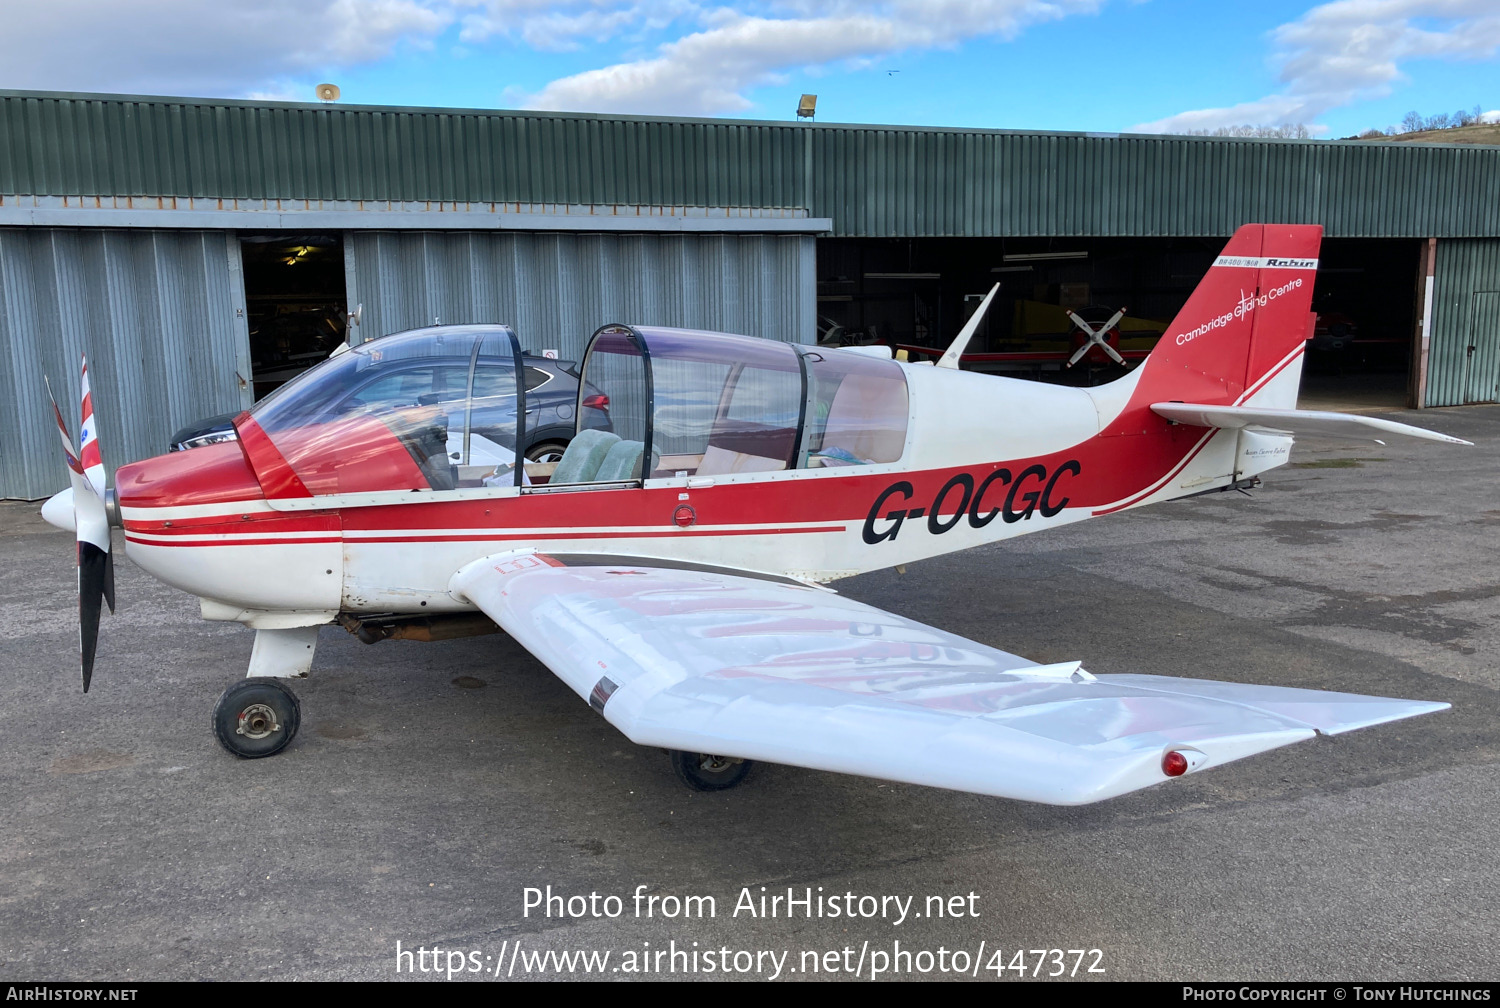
[47,363,114,692]
[79,541,108,693]
[79,355,107,498]
[103,548,116,615]
[45,377,83,475]
[1099,309,1129,365]
[79,355,114,618]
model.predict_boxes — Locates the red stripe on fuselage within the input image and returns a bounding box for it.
[124,524,845,546]
[125,535,344,548]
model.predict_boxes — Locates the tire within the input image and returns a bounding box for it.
[670,750,754,791]
[213,678,301,759]
[525,440,569,464]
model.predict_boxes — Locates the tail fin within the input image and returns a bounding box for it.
[1132,224,1321,410]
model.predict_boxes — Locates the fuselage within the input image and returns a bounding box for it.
[114,347,1300,626]
[80,225,1332,632]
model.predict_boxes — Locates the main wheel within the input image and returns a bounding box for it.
[213,678,301,759]
[669,750,754,791]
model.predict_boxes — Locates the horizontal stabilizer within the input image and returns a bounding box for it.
[1151,403,1472,445]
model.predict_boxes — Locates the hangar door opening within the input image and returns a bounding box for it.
[239,235,348,400]
[816,236,1422,408]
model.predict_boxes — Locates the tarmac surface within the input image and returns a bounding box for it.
[2,405,1498,982]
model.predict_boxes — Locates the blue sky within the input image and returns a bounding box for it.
[4,2,1498,137]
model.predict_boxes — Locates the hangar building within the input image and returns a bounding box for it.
[3,89,1498,499]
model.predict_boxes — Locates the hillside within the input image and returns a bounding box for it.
[1357,123,1500,146]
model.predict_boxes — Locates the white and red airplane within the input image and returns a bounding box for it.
[42,223,1472,803]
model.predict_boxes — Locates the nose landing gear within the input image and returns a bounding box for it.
[213,678,302,758]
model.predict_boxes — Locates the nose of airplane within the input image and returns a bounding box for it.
[115,440,266,509]
[41,486,77,532]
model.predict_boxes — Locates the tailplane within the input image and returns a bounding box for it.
[1150,403,1471,446]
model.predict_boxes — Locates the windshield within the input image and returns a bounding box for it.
[247,325,529,494]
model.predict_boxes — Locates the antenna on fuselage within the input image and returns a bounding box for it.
[936,283,999,369]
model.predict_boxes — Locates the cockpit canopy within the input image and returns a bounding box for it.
[240,322,908,497]
[581,325,909,481]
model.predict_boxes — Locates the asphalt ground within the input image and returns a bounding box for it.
[2,406,1498,982]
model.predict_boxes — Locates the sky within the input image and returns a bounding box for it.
[1,1,1497,138]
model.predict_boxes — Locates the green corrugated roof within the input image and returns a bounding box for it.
[3,89,1499,239]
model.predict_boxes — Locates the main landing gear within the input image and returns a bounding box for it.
[670,750,755,791]
[213,678,302,758]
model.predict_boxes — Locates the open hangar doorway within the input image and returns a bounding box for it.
[238,234,349,400]
[815,236,1421,408]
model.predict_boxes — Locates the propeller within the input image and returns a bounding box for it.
[44,355,114,692]
[1065,308,1129,368]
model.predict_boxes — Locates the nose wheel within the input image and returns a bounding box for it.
[213,678,302,758]
[669,750,754,791]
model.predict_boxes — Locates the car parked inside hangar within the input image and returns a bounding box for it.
[168,324,608,464]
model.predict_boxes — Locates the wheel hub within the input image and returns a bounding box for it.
[236,703,281,739]
[698,755,736,773]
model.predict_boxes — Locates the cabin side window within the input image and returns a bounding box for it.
[644,328,803,478]
[799,351,910,467]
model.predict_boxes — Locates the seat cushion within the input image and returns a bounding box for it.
[550,429,620,483]
[696,444,787,476]
[594,439,645,481]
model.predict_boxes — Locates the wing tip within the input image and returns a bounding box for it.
[1315,699,1451,735]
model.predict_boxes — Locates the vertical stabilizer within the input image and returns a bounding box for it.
[1120,224,1322,416]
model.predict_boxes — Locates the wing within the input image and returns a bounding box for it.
[450,553,1448,805]
[1151,402,1472,445]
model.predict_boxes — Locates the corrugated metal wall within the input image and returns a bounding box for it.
[5,91,1500,239]
[810,129,1500,238]
[0,93,804,210]
[1426,239,1500,406]
[0,228,251,499]
[345,231,816,361]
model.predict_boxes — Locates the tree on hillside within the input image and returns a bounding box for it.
[1393,105,1485,133]
[1184,123,1312,139]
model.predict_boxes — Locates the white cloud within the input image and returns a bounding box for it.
[457,1,698,51]
[1135,0,1500,134]
[523,13,903,113]
[1482,109,1500,122]
[0,0,1109,116]
[0,0,451,98]
[513,1,1107,115]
